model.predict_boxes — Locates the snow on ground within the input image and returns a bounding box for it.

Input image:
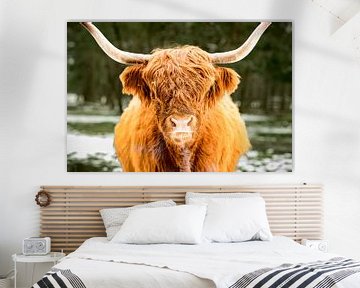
[241,114,272,122]
[67,133,115,161]
[67,115,119,123]
[247,126,292,135]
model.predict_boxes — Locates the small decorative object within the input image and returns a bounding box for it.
[22,237,51,255]
[301,239,328,252]
[35,190,51,207]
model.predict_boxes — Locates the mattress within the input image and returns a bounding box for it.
[34,236,360,288]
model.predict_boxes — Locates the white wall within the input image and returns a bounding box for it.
[1,0,359,286]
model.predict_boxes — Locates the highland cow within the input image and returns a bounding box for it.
[81,22,271,172]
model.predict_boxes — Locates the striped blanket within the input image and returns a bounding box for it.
[32,258,359,288]
[32,268,86,288]
[230,258,360,288]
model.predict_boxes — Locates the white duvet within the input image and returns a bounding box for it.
[53,237,360,288]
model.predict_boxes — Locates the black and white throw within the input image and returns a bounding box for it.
[32,268,86,288]
[229,257,360,288]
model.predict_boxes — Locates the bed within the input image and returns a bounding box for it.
[33,185,360,287]
[33,236,360,288]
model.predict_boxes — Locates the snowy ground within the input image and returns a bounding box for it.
[67,115,119,124]
[67,134,115,161]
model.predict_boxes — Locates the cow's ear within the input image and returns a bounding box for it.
[208,67,240,105]
[218,67,240,95]
[120,65,151,105]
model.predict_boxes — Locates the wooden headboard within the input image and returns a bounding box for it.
[39,184,323,253]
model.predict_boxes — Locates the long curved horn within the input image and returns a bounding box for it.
[209,22,271,64]
[80,22,152,65]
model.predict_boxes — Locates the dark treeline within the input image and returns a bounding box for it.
[67,22,292,115]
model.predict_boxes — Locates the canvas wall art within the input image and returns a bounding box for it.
[67,22,292,172]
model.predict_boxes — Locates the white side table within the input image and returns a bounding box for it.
[12,252,65,288]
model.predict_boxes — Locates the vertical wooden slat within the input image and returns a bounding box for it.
[39,184,323,253]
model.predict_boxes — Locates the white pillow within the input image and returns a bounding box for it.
[111,205,207,244]
[202,197,272,243]
[100,200,176,240]
[186,192,259,204]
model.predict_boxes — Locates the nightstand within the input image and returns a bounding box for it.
[12,252,65,288]
[301,239,328,252]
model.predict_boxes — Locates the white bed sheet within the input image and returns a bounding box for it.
[54,236,360,288]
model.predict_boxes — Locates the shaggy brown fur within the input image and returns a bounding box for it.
[114,46,250,172]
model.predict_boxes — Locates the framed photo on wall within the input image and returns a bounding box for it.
[67,21,292,172]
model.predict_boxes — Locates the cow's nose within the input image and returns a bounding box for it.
[170,115,194,129]
[167,115,196,144]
